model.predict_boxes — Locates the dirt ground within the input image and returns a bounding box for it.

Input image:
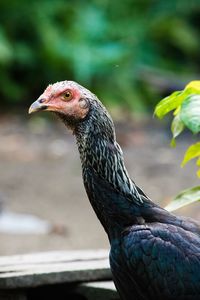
[0,113,199,256]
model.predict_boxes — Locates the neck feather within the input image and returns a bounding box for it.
[75,104,143,205]
[58,99,174,238]
[73,105,146,237]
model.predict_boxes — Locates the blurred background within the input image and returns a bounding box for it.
[0,0,199,255]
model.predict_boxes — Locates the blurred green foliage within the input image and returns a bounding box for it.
[1,0,200,112]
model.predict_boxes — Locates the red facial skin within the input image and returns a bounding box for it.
[29,81,90,120]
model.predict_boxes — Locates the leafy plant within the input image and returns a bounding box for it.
[155,81,200,211]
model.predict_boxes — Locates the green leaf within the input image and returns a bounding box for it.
[185,80,200,92]
[155,80,200,120]
[180,94,200,134]
[171,113,185,140]
[181,142,200,166]
[154,91,182,119]
[165,186,200,212]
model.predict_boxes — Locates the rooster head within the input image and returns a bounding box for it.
[28,81,96,129]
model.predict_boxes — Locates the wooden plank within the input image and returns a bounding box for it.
[0,258,109,273]
[0,250,112,289]
[0,249,108,266]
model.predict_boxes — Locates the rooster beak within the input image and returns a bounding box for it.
[28,99,48,114]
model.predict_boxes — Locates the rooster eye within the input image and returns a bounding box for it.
[63,91,72,101]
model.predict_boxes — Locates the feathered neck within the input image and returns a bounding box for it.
[59,99,180,238]
[74,101,143,205]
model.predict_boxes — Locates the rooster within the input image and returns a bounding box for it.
[29,81,200,300]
